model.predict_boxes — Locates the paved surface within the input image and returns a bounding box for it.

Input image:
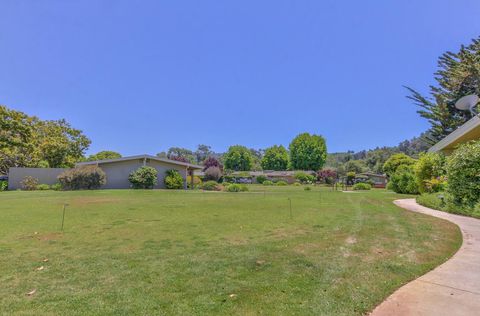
[371,199,480,316]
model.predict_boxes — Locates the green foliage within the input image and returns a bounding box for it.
[0,180,7,191]
[87,151,122,161]
[383,153,416,177]
[353,183,371,190]
[276,180,288,186]
[289,133,327,170]
[36,184,51,190]
[187,175,202,189]
[256,175,267,184]
[262,180,274,186]
[261,145,289,171]
[225,183,249,192]
[204,166,222,181]
[346,172,356,185]
[344,160,366,173]
[293,182,301,186]
[166,147,196,164]
[58,165,107,190]
[294,172,315,184]
[50,183,62,191]
[224,145,253,171]
[0,105,91,174]
[201,180,221,191]
[414,152,446,193]
[20,176,39,191]
[446,140,480,208]
[164,169,184,190]
[388,165,419,194]
[416,193,447,211]
[406,37,480,145]
[128,166,158,189]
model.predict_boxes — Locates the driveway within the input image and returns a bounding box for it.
[371,199,480,316]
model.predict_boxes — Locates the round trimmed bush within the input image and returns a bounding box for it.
[263,180,274,186]
[204,166,222,181]
[353,182,371,190]
[164,169,184,189]
[276,180,288,186]
[202,180,220,191]
[128,166,158,189]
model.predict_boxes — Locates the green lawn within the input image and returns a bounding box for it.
[0,186,461,315]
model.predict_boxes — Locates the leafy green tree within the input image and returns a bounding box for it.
[406,37,480,144]
[87,151,122,161]
[383,153,416,177]
[195,144,213,164]
[261,145,289,170]
[167,147,195,164]
[289,133,327,170]
[344,160,366,173]
[224,145,253,171]
[0,105,90,174]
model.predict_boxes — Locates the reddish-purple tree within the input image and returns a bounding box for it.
[202,156,223,171]
[170,156,190,163]
[317,168,337,184]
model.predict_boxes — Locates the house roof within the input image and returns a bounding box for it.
[429,115,480,154]
[76,154,203,169]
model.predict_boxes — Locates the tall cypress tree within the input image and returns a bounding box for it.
[406,37,480,144]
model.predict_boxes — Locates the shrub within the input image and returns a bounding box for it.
[293,182,301,186]
[36,184,51,190]
[295,172,315,184]
[414,152,446,193]
[388,165,419,194]
[204,166,222,182]
[202,180,221,191]
[256,175,267,184]
[346,172,356,185]
[222,175,235,183]
[187,175,202,189]
[424,177,447,193]
[21,176,39,191]
[164,169,184,189]
[417,193,446,211]
[58,165,107,190]
[51,183,62,191]
[0,180,7,191]
[353,183,371,190]
[276,180,288,186]
[263,180,274,186]
[446,140,480,208]
[304,186,312,191]
[383,153,416,177]
[127,166,158,189]
[226,183,249,192]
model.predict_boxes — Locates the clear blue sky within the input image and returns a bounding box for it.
[1,1,479,155]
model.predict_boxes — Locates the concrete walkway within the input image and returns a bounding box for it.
[371,199,480,316]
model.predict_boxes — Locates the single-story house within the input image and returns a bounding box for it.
[8,155,203,190]
[357,172,388,188]
[429,115,480,154]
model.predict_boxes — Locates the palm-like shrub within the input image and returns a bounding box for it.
[164,169,184,189]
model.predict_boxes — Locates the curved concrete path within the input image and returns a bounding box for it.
[371,199,480,316]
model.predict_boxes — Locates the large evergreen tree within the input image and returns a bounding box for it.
[406,37,480,144]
